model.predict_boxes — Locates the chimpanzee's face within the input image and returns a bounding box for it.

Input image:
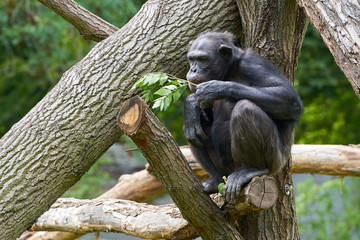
[186,37,232,92]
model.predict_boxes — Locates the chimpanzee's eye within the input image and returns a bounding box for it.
[198,57,207,62]
[197,57,209,68]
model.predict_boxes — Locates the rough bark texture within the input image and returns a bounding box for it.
[30,198,194,239]
[236,0,308,82]
[117,96,242,240]
[0,1,241,239]
[30,176,277,239]
[235,1,308,239]
[296,0,360,98]
[37,0,119,41]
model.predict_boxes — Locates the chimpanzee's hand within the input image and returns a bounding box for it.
[184,94,208,148]
[195,80,227,108]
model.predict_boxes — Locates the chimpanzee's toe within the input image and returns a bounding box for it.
[202,177,223,194]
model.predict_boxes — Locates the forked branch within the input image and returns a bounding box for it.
[37,0,119,41]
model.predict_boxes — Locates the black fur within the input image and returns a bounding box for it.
[184,32,303,202]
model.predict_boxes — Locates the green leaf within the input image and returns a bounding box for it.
[171,90,182,102]
[158,73,169,85]
[218,183,225,195]
[152,99,162,110]
[154,87,172,96]
[143,73,162,86]
[163,85,178,91]
[134,72,188,111]
[163,95,172,111]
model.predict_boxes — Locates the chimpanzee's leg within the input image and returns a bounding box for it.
[189,144,225,193]
[223,99,286,202]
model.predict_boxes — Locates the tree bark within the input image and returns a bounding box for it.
[117,96,242,239]
[0,0,241,239]
[235,1,307,239]
[236,0,308,82]
[29,176,277,239]
[37,0,119,41]
[30,198,194,239]
[296,0,360,99]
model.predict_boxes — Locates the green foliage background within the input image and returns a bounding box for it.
[1,1,360,239]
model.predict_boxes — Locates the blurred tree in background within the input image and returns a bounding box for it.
[1,1,360,239]
[294,26,360,144]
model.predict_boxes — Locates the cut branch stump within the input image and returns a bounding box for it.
[117,96,242,240]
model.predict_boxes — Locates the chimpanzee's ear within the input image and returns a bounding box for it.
[219,44,233,60]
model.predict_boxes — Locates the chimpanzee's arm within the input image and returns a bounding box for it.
[196,80,302,121]
[184,93,209,147]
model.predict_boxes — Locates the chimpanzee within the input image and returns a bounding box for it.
[184,32,303,202]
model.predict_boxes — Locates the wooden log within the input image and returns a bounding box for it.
[291,144,360,176]
[29,176,277,239]
[117,96,242,240]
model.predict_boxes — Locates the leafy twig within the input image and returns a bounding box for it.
[132,73,194,111]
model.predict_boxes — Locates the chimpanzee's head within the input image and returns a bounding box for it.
[186,32,235,92]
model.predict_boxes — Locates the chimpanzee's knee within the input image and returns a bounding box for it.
[231,99,264,126]
[230,100,284,174]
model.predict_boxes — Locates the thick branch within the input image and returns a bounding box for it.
[117,96,242,240]
[30,198,193,239]
[37,0,119,41]
[292,144,360,176]
[30,176,277,239]
[296,0,360,98]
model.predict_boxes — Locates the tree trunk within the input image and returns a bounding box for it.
[296,0,360,99]
[0,0,241,239]
[235,1,307,239]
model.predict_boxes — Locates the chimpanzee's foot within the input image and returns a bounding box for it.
[223,168,269,202]
[202,176,223,194]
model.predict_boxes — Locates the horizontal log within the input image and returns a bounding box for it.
[30,198,192,239]
[30,176,276,239]
[291,144,360,176]
[181,144,360,177]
